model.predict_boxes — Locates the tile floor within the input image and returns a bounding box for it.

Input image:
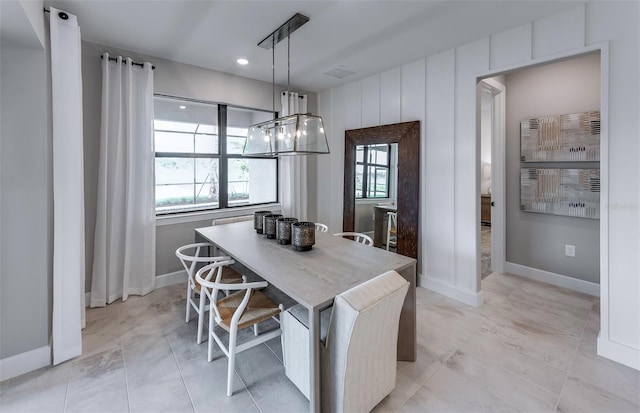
[1,273,639,413]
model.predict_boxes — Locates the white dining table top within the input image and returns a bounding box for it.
[196,221,416,310]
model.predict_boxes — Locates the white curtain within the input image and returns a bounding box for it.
[280,91,308,220]
[50,7,85,365]
[91,53,155,307]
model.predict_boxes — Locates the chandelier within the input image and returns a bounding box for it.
[243,13,330,157]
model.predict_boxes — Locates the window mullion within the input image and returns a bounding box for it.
[219,105,228,209]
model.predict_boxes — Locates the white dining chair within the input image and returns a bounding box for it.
[176,242,245,344]
[333,231,374,246]
[386,211,397,251]
[281,271,409,411]
[315,222,329,233]
[196,262,284,397]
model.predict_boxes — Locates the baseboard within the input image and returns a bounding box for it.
[0,346,51,382]
[418,274,484,307]
[597,334,640,371]
[504,262,600,297]
[83,271,187,307]
[155,270,187,288]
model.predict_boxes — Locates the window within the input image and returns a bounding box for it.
[355,144,391,198]
[154,96,277,214]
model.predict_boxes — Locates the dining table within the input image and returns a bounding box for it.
[195,220,416,413]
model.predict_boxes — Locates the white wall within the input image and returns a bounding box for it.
[316,3,640,370]
[505,53,600,284]
[0,0,50,370]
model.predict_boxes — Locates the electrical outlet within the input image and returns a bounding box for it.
[565,244,576,257]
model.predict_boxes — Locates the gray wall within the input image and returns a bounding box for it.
[0,45,50,359]
[505,52,600,283]
[80,41,318,287]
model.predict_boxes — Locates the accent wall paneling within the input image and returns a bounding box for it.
[490,23,532,69]
[380,67,401,125]
[361,74,380,127]
[425,49,455,284]
[454,38,489,295]
[401,59,426,122]
[344,80,362,130]
[533,6,585,59]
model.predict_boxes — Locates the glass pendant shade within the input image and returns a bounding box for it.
[243,113,329,156]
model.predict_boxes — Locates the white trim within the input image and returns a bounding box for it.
[419,274,484,307]
[597,334,640,371]
[478,78,506,276]
[156,203,282,227]
[0,346,51,381]
[475,43,606,80]
[504,262,599,297]
[155,270,187,288]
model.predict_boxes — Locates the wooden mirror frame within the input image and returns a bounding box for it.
[343,121,420,259]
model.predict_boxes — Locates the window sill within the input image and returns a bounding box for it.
[156,203,282,227]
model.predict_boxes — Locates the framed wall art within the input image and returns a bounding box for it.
[520,168,600,219]
[521,111,600,162]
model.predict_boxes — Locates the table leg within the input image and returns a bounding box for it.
[308,307,321,413]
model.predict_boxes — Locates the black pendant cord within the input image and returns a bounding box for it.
[272,37,275,115]
[287,35,291,114]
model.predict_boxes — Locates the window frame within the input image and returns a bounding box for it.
[154,95,278,216]
[355,144,391,199]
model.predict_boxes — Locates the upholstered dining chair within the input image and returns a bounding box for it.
[315,222,329,233]
[175,242,245,344]
[196,262,284,397]
[332,231,374,246]
[282,271,409,412]
[386,211,397,251]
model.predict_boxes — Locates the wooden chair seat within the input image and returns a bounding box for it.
[193,266,243,293]
[216,290,282,332]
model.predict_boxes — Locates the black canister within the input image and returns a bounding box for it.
[276,218,299,245]
[263,214,283,239]
[254,211,272,234]
[291,222,316,251]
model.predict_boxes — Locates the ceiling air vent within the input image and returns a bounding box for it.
[323,65,357,79]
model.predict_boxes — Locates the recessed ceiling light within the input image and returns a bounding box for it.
[237,58,249,65]
[179,105,186,110]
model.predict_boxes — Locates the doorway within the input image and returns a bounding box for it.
[479,78,506,280]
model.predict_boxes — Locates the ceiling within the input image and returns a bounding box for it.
[38,0,583,92]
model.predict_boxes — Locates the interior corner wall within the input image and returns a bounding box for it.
[0,46,50,360]
[505,52,601,283]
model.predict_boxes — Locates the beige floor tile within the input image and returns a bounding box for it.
[372,370,428,413]
[474,314,577,372]
[556,376,640,413]
[4,274,638,413]
[399,365,520,413]
[569,351,640,405]
[445,350,558,413]
[459,331,567,395]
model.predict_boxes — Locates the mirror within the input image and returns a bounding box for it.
[354,144,398,250]
[343,121,420,259]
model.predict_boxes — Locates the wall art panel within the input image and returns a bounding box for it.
[521,111,600,161]
[520,168,600,219]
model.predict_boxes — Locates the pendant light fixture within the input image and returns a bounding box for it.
[243,13,330,157]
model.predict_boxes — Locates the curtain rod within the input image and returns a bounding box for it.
[43,9,155,70]
[100,55,155,70]
[281,91,305,98]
